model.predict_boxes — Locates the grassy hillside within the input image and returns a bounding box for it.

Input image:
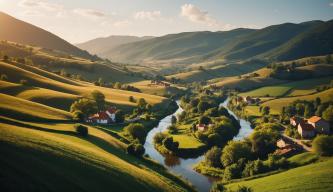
[129,80,186,96]
[0,41,143,83]
[262,88,333,114]
[226,158,333,192]
[76,35,154,56]
[100,20,332,69]
[0,93,72,121]
[0,118,193,192]
[239,76,333,97]
[0,61,169,111]
[0,12,94,59]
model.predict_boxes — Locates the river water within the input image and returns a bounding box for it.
[144,98,253,192]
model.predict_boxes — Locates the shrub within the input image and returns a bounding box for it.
[236,186,253,192]
[75,124,88,137]
[313,135,333,156]
[127,142,145,157]
[223,163,240,181]
[242,159,265,177]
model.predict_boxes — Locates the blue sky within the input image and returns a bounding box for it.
[1,0,333,43]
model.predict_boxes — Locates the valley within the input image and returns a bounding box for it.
[1,3,333,192]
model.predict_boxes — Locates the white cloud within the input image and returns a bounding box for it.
[19,0,63,12]
[134,11,161,20]
[181,4,217,26]
[330,2,333,7]
[113,20,131,27]
[73,8,106,18]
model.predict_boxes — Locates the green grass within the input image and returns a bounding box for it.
[0,93,72,121]
[0,61,170,110]
[239,86,292,97]
[262,88,333,114]
[239,76,333,97]
[226,158,333,192]
[0,118,194,192]
[288,152,319,166]
[244,106,261,116]
[172,134,205,149]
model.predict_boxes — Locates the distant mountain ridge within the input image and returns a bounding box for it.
[0,12,95,60]
[76,35,154,56]
[93,20,333,66]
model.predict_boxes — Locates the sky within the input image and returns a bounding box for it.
[1,0,333,43]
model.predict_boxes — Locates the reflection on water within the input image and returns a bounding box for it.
[144,99,254,192]
[164,154,181,167]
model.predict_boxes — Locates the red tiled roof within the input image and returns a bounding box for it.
[307,116,322,123]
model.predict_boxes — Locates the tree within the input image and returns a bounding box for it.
[127,142,145,157]
[72,110,84,121]
[137,98,147,112]
[242,159,265,177]
[221,141,252,167]
[153,132,166,145]
[171,115,177,124]
[125,123,146,143]
[70,98,97,118]
[115,110,125,123]
[0,74,8,81]
[249,129,278,158]
[236,186,253,192]
[129,96,135,103]
[3,55,8,61]
[198,101,210,113]
[163,137,179,151]
[313,135,333,156]
[199,115,211,125]
[223,163,240,181]
[204,146,222,168]
[210,182,227,192]
[91,90,105,111]
[75,124,88,137]
[167,125,178,134]
[177,111,186,122]
[295,103,305,116]
[261,106,270,116]
[322,105,333,125]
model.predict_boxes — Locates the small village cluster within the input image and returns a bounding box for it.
[86,106,117,124]
[149,80,170,87]
[236,96,261,105]
[290,115,330,138]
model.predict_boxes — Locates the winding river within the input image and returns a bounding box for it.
[144,98,253,192]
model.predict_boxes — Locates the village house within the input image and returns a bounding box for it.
[297,121,315,138]
[241,96,261,105]
[275,138,300,157]
[196,124,213,132]
[86,106,117,124]
[307,116,330,135]
[290,116,302,127]
[150,80,170,87]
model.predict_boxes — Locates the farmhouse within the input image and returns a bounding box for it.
[196,124,208,132]
[290,116,302,127]
[86,106,117,124]
[307,116,330,135]
[297,121,315,138]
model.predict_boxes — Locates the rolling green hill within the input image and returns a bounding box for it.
[226,158,333,192]
[0,12,95,60]
[99,20,333,70]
